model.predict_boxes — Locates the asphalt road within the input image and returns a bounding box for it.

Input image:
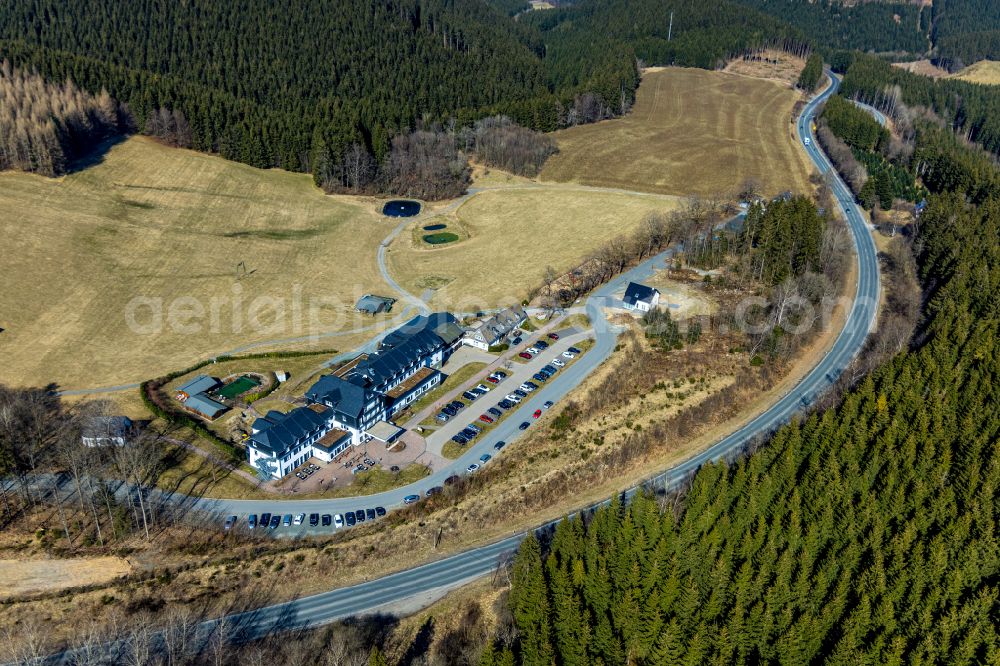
[43,71,881,663]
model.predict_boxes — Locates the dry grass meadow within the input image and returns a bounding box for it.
[540,67,815,197]
[951,60,1000,85]
[387,186,683,309]
[0,137,397,390]
[0,557,132,599]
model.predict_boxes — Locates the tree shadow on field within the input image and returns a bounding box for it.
[65,134,128,174]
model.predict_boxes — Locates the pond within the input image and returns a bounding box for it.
[423,223,446,231]
[423,232,460,245]
[383,200,421,217]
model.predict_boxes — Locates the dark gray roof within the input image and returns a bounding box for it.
[624,282,659,306]
[184,393,227,419]
[305,374,368,419]
[355,294,395,314]
[81,416,133,439]
[177,375,219,396]
[249,406,329,457]
[380,312,461,349]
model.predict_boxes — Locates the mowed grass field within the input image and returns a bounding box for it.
[387,186,682,308]
[0,137,397,390]
[540,67,815,197]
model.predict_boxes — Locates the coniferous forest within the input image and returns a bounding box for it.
[492,117,1000,666]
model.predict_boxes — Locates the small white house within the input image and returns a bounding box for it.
[81,416,134,447]
[623,282,660,313]
[463,306,527,350]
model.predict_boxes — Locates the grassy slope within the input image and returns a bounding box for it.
[388,187,682,309]
[951,60,1000,85]
[540,67,815,197]
[0,137,396,389]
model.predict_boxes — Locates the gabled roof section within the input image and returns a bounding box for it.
[249,405,329,457]
[306,374,368,419]
[624,282,659,306]
[177,374,219,397]
[380,312,461,349]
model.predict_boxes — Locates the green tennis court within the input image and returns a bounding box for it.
[218,375,260,399]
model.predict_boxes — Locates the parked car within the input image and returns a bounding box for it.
[536,341,550,350]
[486,376,500,384]
[426,486,443,497]
[444,475,461,485]
[403,494,420,504]
[544,400,554,409]
[568,346,581,354]
[513,389,528,398]
[375,506,386,517]
[309,513,319,526]
[355,509,366,523]
[552,358,565,367]
[493,440,507,451]
[450,400,465,410]
[476,383,491,392]
[526,347,540,355]
[224,515,237,531]
[436,412,450,423]
[293,513,305,526]
[488,407,503,417]
[494,370,508,379]
[259,512,271,528]
[452,434,468,445]
[505,393,521,404]
[344,512,356,527]
[533,409,542,419]
[519,421,531,430]
[321,514,332,527]
[519,352,533,360]
[468,423,482,433]
[548,332,559,340]
[533,373,548,382]
[498,399,515,410]
[511,336,523,345]
[520,382,536,393]
[479,454,492,464]
[562,351,576,359]
[247,514,257,530]
[542,364,558,373]
[479,414,494,423]
[282,514,293,527]
[334,514,344,528]
[462,391,478,401]
[467,463,480,473]
[366,508,376,521]
[269,515,281,529]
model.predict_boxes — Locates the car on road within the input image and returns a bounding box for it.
[355,509,366,523]
[259,512,271,528]
[543,400,554,409]
[366,508,376,521]
[375,506,386,517]
[467,463,480,472]
[562,351,576,359]
[248,514,257,530]
[403,494,420,504]
[519,352,533,360]
[493,440,506,451]
[476,383,490,392]
[804,136,811,145]
[548,332,559,340]
[321,514,332,527]
[269,515,281,529]
[282,514,293,527]
[224,515,237,531]
[533,409,542,418]
[479,414,494,423]
[479,454,491,464]
[309,513,319,526]
[293,513,305,526]
[426,486,442,497]
[334,514,344,528]
[344,512,356,527]
[552,358,565,367]
[519,421,531,430]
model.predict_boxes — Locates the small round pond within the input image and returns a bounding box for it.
[423,223,447,231]
[383,200,421,217]
[422,232,460,245]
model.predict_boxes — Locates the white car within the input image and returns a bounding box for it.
[293,513,305,526]
[334,514,344,528]
[520,383,536,392]
[804,137,811,146]
[552,358,565,367]
[476,383,490,392]
[526,346,540,354]
[562,351,576,359]
[467,463,480,473]
[506,393,522,403]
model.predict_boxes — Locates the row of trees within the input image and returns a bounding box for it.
[0,60,127,175]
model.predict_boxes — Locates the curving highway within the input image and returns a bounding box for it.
[46,71,881,660]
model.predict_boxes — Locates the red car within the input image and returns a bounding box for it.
[486,376,500,384]
[519,352,533,360]
[548,332,559,340]
[533,409,542,419]
[479,414,495,424]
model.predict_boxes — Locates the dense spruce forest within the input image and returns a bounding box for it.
[491,112,1000,666]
